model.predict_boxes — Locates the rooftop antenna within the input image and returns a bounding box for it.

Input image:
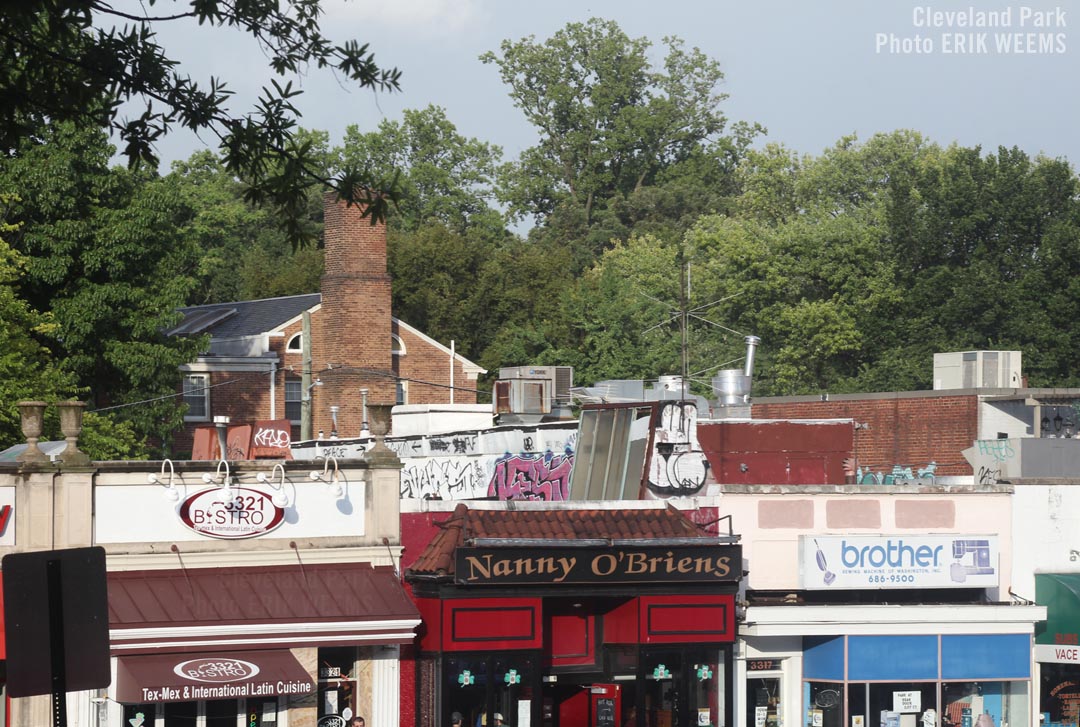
[640,252,746,399]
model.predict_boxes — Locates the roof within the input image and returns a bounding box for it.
[172,294,320,337]
[406,503,717,579]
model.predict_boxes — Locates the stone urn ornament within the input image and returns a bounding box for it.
[364,404,398,463]
[56,400,91,465]
[16,401,49,463]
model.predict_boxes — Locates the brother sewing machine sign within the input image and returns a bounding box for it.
[2,546,111,698]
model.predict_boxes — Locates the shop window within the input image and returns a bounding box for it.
[246,698,282,727]
[164,700,197,727]
[184,374,210,421]
[857,683,936,727]
[805,682,844,727]
[943,681,1029,727]
[1040,663,1080,727]
[444,654,536,727]
[318,646,359,726]
[206,699,240,727]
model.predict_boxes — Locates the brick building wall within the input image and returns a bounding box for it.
[751,392,979,476]
[174,194,481,455]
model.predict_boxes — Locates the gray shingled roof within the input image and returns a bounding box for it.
[173,294,320,338]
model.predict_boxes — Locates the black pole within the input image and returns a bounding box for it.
[47,559,68,727]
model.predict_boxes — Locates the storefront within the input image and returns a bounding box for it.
[737,534,1045,727]
[404,504,742,727]
[1035,573,1080,727]
[102,562,420,727]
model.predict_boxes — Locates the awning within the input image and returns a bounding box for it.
[1036,573,1080,663]
[116,649,313,703]
[109,562,421,653]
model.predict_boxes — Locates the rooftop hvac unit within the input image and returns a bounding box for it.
[496,362,574,408]
[933,351,1022,390]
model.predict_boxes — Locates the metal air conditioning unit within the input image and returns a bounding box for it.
[933,351,1022,390]
[495,366,574,416]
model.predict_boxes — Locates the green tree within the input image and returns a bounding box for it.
[483,19,735,228]
[0,121,204,447]
[0,1,401,243]
[337,106,504,235]
[168,149,324,304]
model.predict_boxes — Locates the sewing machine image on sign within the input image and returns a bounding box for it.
[950,540,995,583]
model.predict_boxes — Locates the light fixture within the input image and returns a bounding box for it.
[201,459,233,503]
[360,388,370,434]
[148,458,180,501]
[1054,407,1064,433]
[256,463,291,508]
[1042,413,1051,434]
[310,456,343,498]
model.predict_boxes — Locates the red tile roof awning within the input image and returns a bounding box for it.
[406,503,724,579]
[116,649,314,703]
[109,562,420,653]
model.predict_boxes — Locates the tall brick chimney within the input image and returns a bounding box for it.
[310,192,396,437]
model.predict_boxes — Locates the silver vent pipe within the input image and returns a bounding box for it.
[743,335,761,378]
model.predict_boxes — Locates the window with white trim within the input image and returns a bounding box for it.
[286,333,303,353]
[396,380,408,405]
[392,334,405,355]
[183,374,209,421]
[285,379,302,423]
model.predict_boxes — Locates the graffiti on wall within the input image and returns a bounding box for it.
[488,448,575,501]
[400,458,486,500]
[855,462,937,485]
[645,401,710,498]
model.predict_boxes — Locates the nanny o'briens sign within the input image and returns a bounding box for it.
[455,544,743,585]
[179,487,284,539]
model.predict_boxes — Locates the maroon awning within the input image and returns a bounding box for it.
[116,649,314,703]
[109,562,421,653]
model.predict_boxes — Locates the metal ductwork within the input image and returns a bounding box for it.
[712,335,761,407]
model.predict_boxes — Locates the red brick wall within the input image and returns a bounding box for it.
[751,394,978,476]
[176,194,480,452]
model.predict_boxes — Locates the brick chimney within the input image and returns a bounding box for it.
[310,193,396,437]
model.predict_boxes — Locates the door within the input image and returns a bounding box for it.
[591,684,622,727]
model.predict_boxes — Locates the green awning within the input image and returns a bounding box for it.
[1036,573,1080,646]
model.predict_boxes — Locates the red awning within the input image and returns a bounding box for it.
[116,649,313,703]
[109,562,420,653]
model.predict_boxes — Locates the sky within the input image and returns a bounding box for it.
[125,0,1080,173]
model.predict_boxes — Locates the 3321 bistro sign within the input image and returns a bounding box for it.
[179,488,285,539]
[455,544,743,585]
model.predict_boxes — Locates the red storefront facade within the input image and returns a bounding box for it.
[405,504,742,727]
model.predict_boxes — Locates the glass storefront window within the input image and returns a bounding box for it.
[867,682,936,727]
[1040,663,1080,727]
[645,651,684,727]
[689,657,723,727]
[445,655,492,727]
[494,656,535,727]
[206,699,239,727]
[942,681,1029,727]
[164,700,197,727]
[805,682,844,727]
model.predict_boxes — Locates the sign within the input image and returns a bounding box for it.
[801,535,999,589]
[455,544,742,585]
[458,670,475,686]
[653,664,672,679]
[893,692,921,713]
[318,717,346,727]
[2,546,110,698]
[505,669,521,685]
[179,487,285,539]
[756,707,769,727]
[319,666,342,678]
[695,664,713,681]
[747,659,780,671]
[116,650,314,703]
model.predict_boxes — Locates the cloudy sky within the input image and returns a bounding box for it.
[125,0,1079,171]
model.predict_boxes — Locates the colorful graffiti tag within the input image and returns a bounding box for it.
[488,449,575,501]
